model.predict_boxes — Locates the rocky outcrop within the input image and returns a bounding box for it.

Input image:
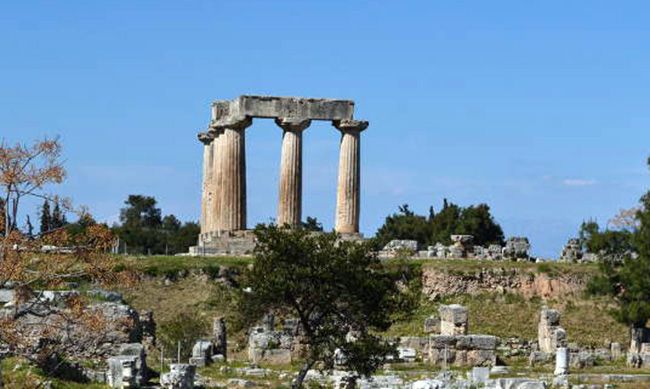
[421,266,587,299]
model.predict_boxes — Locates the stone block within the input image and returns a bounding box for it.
[570,351,595,369]
[107,356,137,388]
[383,239,418,252]
[529,351,553,366]
[397,346,417,363]
[439,304,468,335]
[423,316,440,334]
[630,327,650,353]
[249,348,292,365]
[469,335,498,350]
[429,335,458,349]
[160,364,195,389]
[538,308,564,353]
[189,357,207,368]
[467,349,496,366]
[471,367,490,384]
[611,342,622,359]
[399,336,428,353]
[192,339,213,359]
[116,343,147,385]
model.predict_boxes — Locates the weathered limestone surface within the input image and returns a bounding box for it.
[276,118,310,227]
[427,335,498,367]
[194,95,368,253]
[213,316,227,360]
[211,95,355,127]
[218,120,251,232]
[160,364,195,389]
[334,119,368,234]
[440,304,469,336]
[210,129,224,232]
[198,132,213,235]
[538,308,566,354]
[555,347,569,375]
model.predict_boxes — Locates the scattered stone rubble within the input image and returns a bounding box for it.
[380,235,533,261]
[247,314,302,365]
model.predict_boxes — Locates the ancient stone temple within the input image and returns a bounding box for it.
[191,95,369,255]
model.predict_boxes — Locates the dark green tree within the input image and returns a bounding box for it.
[301,216,323,232]
[115,195,163,254]
[170,222,200,254]
[429,199,461,245]
[243,225,402,388]
[51,202,67,229]
[119,195,162,229]
[456,204,505,246]
[373,204,430,249]
[587,157,650,349]
[40,200,52,234]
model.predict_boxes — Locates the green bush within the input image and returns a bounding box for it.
[158,311,210,362]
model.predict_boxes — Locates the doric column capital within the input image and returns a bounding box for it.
[275,118,311,132]
[198,132,214,145]
[332,119,369,133]
[210,117,253,131]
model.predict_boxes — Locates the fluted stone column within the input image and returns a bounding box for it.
[218,118,252,232]
[198,132,214,235]
[275,118,311,228]
[334,119,368,234]
[209,129,224,233]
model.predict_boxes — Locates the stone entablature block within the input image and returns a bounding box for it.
[211,95,355,127]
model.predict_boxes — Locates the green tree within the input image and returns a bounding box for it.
[120,195,162,229]
[40,200,52,234]
[115,195,163,254]
[579,219,633,256]
[51,201,67,229]
[374,204,430,249]
[429,199,461,245]
[587,157,650,349]
[456,204,505,246]
[243,225,401,388]
[169,222,200,254]
[301,216,323,232]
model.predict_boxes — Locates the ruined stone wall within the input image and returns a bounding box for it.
[421,266,588,299]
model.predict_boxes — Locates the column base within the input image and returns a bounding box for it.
[191,231,366,256]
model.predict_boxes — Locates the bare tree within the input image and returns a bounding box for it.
[0,137,66,236]
[0,137,134,377]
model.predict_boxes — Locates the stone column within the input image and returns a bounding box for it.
[333,119,368,234]
[198,132,214,235]
[275,118,311,228]
[217,118,252,232]
[209,129,224,233]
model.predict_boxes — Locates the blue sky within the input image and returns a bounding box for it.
[2,1,649,257]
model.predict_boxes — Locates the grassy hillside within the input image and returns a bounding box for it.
[114,255,627,347]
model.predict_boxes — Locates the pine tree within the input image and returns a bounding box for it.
[51,202,67,230]
[26,215,34,238]
[40,200,52,234]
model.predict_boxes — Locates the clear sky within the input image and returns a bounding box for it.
[2,1,649,257]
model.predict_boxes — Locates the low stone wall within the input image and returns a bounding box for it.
[427,335,498,367]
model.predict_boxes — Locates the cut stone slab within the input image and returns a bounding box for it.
[211,95,356,128]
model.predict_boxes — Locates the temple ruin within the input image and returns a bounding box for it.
[191,95,368,255]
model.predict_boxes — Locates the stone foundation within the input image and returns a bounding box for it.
[190,230,365,256]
